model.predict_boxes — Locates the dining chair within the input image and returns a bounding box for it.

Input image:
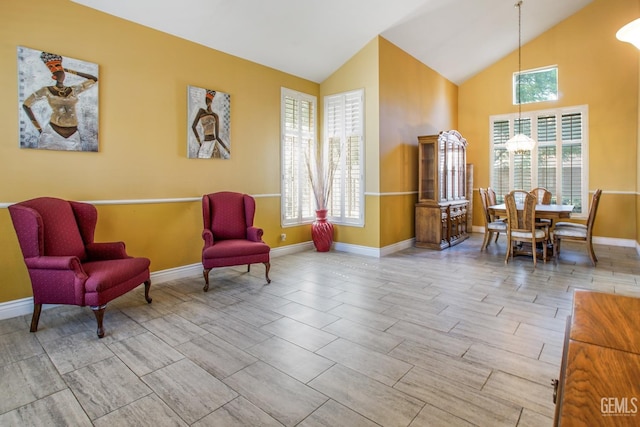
[530,187,553,225]
[486,187,505,225]
[530,187,552,204]
[504,190,549,267]
[486,187,498,206]
[479,188,507,251]
[553,189,602,266]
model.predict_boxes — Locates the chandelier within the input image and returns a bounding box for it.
[616,18,640,50]
[505,1,536,154]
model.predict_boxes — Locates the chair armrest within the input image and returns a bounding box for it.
[24,256,86,277]
[202,229,214,247]
[85,242,128,260]
[247,226,264,242]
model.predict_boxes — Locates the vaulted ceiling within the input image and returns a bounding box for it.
[71,0,592,85]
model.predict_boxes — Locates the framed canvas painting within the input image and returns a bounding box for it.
[17,46,99,152]
[187,85,231,159]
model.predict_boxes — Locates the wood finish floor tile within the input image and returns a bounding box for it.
[1,234,638,426]
[223,361,328,426]
[309,364,424,427]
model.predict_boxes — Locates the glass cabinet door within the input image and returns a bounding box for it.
[419,140,436,201]
[418,131,467,203]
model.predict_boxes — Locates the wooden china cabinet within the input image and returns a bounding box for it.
[415,130,469,250]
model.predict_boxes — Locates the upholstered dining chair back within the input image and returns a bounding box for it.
[530,187,552,205]
[486,187,498,206]
[478,188,507,251]
[504,190,548,266]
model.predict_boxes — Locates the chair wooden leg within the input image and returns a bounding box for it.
[588,241,598,266]
[144,280,152,304]
[91,304,107,338]
[264,262,271,284]
[532,241,537,268]
[30,303,42,333]
[481,231,491,251]
[542,240,547,264]
[504,237,511,264]
[247,264,251,272]
[494,232,500,243]
[203,269,211,292]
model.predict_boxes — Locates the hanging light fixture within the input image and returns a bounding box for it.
[506,0,536,154]
[616,18,640,49]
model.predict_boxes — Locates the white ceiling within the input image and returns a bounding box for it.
[71,0,592,85]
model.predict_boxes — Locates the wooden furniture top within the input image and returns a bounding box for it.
[571,289,640,353]
[556,290,640,426]
[489,203,573,220]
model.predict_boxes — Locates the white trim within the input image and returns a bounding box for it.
[592,236,637,248]
[0,297,35,321]
[333,238,415,258]
[376,191,417,197]
[2,189,638,209]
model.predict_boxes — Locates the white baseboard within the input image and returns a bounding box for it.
[0,297,35,321]
[334,238,415,257]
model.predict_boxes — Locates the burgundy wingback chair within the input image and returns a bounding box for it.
[8,197,152,338]
[201,192,271,291]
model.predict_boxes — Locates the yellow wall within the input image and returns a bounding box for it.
[0,0,319,302]
[378,38,458,247]
[460,0,638,240]
[320,38,381,248]
[319,37,459,248]
[2,0,638,305]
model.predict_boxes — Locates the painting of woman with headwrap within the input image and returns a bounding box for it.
[18,46,99,151]
[188,85,231,159]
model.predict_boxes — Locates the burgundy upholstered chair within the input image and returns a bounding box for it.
[8,197,151,338]
[201,192,271,291]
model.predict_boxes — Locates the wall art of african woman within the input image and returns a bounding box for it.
[18,46,99,152]
[187,85,231,159]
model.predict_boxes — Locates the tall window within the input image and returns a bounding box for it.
[281,88,316,225]
[324,89,364,225]
[490,105,588,215]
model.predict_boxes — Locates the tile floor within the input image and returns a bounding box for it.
[1,234,639,426]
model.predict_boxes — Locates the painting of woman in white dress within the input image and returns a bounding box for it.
[18,46,99,151]
[188,85,231,159]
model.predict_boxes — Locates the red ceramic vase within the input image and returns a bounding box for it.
[311,209,334,252]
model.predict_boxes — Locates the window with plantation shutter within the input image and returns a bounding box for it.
[281,88,316,225]
[537,115,558,203]
[324,89,364,225]
[561,113,584,212]
[491,120,510,203]
[489,105,588,215]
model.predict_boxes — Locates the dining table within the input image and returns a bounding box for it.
[488,203,574,224]
[488,203,575,261]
